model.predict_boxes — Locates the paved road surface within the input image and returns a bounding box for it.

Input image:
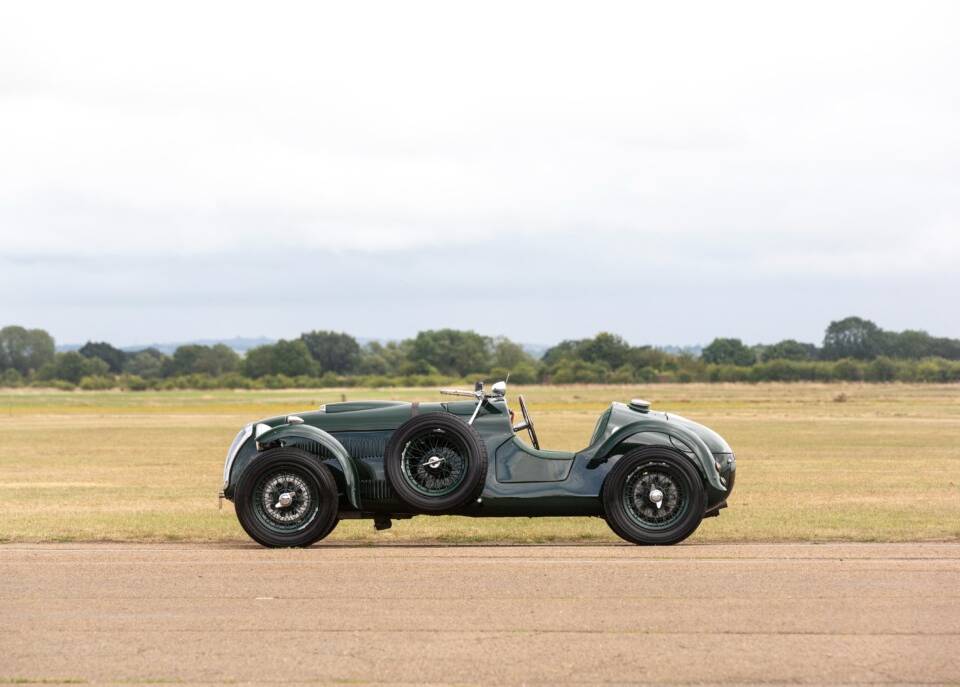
[1,543,958,685]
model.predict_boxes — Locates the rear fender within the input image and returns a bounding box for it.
[255,424,361,509]
[594,419,726,492]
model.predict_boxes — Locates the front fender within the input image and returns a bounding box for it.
[255,424,361,509]
[593,419,726,492]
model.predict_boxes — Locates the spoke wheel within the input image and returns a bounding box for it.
[385,412,488,513]
[602,447,706,546]
[401,429,469,497]
[253,469,319,534]
[234,448,339,548]
[622,465,687,530]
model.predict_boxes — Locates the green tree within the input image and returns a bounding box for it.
[762,339,819,361]
[243,340,316,378]
[357,341,410,376]
[172,344,239,376]
[202,344,240,375]
[701,338,756,366]
[407,329,492,376]
[543,333,634,370]
[491,337,534,370]
[506,361,539,384]
[579,332,632,369]
[1,369,24,387]
[356,343,389,375]
[123,348,168,379]
[628,346,669,369]
[865,356,898,382]
[916,358,948,382]
[79,341,127,373]
[550,359,610,383]
[929,336,960,360]
[822,316,883,360]
[171,345,204,375]
[40,351,110,384]
[541,339,584,366]
[882,330,960,360]
[831,358,864,381]
[300,331,361,374]
[885,330,920,358]
[0,326,56,375]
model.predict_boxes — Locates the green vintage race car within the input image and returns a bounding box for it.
[221,382,735,547]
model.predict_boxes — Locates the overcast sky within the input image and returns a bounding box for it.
[1,1,957,348]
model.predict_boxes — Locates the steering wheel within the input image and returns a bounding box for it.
[514,395,541,450]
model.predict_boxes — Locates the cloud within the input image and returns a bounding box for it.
[0,1,958,343]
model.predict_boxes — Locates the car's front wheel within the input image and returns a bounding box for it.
[602,447,706,545]
[234,448,339,548]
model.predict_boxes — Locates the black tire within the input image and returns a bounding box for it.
[316,517,339,541]
[385,412,488,512]
[234,447,339,548]
[602,447,706,545]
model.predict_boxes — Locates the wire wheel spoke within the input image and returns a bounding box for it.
[253,469,320,532]
[623,465,687,530]
[401,429,468,496]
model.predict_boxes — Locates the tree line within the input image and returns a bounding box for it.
[1,316,959,390]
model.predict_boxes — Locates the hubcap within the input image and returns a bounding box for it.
[423,455,445,470]
[254,470,319,532]
[623,465,687,529]
[401,430,468,496]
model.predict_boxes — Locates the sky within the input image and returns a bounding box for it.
[1,1,958,348]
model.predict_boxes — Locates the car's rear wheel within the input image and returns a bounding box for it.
[602,447,705,545]
[385,413,487,512]
[234,448,339,548]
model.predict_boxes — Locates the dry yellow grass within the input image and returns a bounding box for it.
[0,383,958,543]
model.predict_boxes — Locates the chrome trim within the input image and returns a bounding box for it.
[467,399,483,425]
[222,423,253,491]
[287,415,304,424]
[255,423,271,438]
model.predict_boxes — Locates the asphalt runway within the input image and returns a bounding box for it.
[1,543,958,685]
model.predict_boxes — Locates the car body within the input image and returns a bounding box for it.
[221,384,735,547]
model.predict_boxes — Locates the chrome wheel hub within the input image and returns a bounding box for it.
[623,466,687,529]
[260,473,312,524]
[423,455,445,470]
[402,430,468,496]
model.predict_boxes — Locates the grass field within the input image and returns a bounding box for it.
[0,383,958,543]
